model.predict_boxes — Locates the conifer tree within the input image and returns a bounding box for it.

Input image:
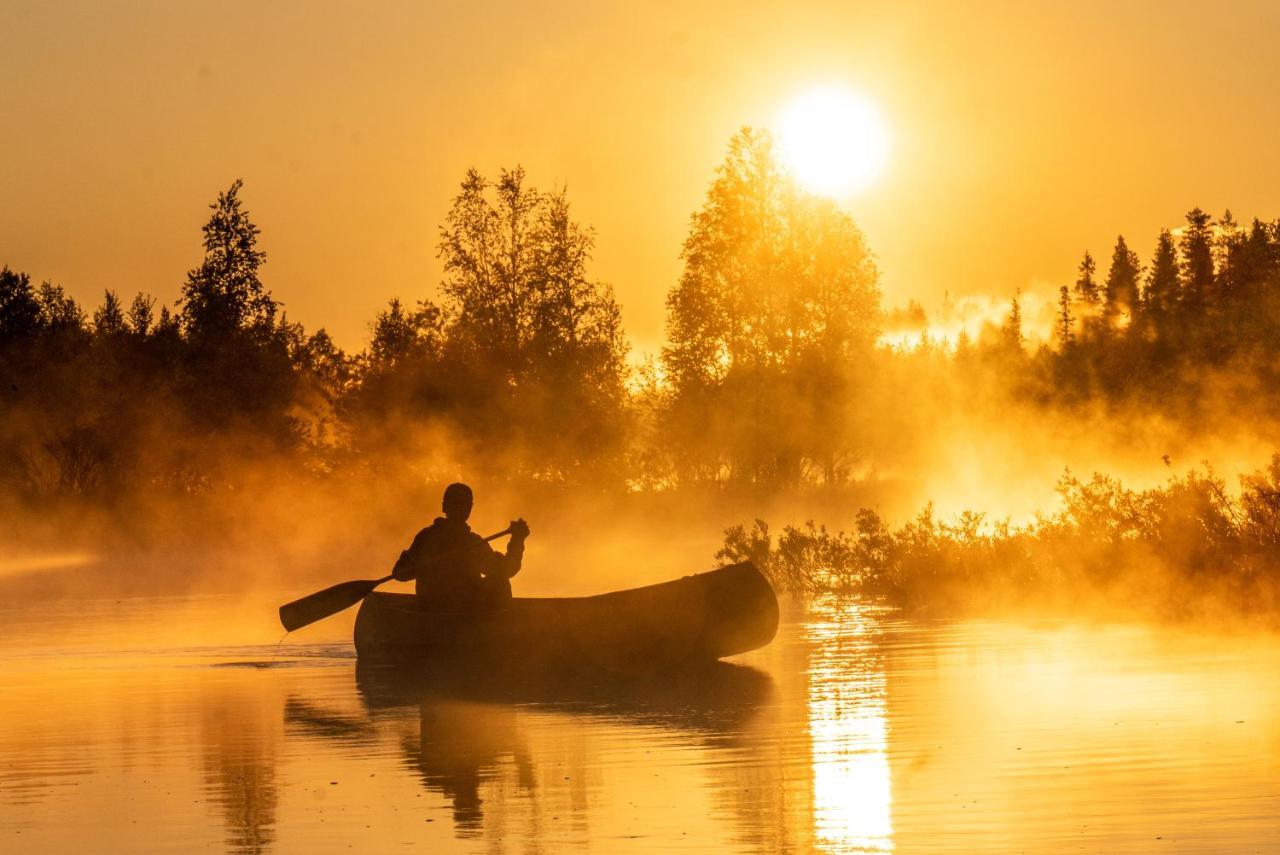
[1003,292,1024,351]
[1213,209,1247,299]
[1144,229,1179,317]
[1180,207,1215,308]
[1237,219,1275,292]
[1103,235,1142,320]
[1056,285,1074,347]
[1074,251,1099,305]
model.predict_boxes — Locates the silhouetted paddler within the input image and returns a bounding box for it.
[392,483,529,610]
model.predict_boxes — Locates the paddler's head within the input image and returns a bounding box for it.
[442,482,474,522]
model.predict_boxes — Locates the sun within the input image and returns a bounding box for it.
[776,86,890,197]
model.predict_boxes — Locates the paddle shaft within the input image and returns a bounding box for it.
[278,525,514,632]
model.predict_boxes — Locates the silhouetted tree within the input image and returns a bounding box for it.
[1180,207,1215,309]
[1103,235,1142,323]
[93,291,126,336]
[169,180,298,454]
[1074,251,1099,305]
[180,179,275,340]
[366,298,445,372]
[1144,229,1179,317]
[1237,218,1277,296]
[283,327,349,395]
[36,282,85,333]
[434,167,628,479]
[1002,292,1024,351]
[126,293,155,336]
[0,267,40,342]
[1056,285,1074,346]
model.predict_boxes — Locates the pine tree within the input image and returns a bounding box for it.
[1180,207,1215,309]
[1238,219,1275,293]
[1144,229,1179,317]
[1003,292,1024,351]
[1056,285,1074,347]
[1074,251,1099,305]
[1214,209,1245,299]
[1103,235,1142,321]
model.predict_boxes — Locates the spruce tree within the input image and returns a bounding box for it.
[1238,219,1275,292]
[1003,292,1024,351]
[1074,251,1099,305]
[1180,207,1215,309]
[1214,209,1245,299]
[1103,235,1142,320]
[1056,285,1074,347]
[1145,229,1179,317]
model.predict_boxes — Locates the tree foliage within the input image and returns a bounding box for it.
[662,128,881,484]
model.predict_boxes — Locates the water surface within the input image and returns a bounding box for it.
[1,594,1277,852]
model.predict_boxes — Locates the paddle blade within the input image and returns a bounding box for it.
[279,578,385,632]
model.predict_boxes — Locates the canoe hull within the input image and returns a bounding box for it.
[353,562,778,671]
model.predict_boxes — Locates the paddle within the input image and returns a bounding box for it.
[278,527,513,632]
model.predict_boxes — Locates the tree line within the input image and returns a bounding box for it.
[991,208,1280,406]
[0,129,882,501]
[5,128,1280,506]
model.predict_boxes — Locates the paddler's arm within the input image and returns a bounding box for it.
[482,518,529,580]
[392,529,431,581]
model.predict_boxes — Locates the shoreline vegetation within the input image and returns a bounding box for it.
[5,128,1280,616]
[721,458,1280,620]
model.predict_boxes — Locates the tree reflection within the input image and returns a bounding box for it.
[199,679,281,855]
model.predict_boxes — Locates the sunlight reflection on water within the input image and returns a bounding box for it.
[806,599,894,853]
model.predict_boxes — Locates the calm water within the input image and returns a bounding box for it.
[1,593,1278,853]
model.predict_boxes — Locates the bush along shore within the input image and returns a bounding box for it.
[718,456,1280,620]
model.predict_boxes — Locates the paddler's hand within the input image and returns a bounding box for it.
[509,518,530,541]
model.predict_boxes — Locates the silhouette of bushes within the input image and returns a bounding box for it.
[722,457,1280,617]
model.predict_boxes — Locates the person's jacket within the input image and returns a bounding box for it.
[391,517,523,602]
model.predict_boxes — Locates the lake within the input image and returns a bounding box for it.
[1,593,1277,852]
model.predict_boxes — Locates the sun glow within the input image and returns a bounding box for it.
[777,86,890,197]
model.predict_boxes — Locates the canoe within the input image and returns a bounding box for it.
[353,562,778,672]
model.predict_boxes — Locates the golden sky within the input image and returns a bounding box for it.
[3,0,1279,354]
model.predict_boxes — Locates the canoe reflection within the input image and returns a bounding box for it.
[354,658,775,730]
